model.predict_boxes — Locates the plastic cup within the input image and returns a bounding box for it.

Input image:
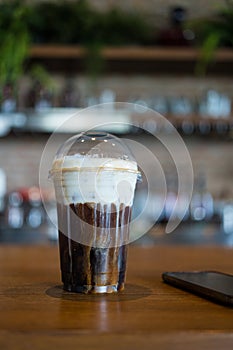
[50,131,140,293]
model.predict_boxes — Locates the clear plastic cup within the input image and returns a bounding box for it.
[50,131,140,293]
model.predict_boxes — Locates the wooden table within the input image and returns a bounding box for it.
[0,245,233,349]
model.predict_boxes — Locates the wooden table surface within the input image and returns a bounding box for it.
[0,245,233,349]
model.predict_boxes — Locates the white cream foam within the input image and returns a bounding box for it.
[52,156,138,206]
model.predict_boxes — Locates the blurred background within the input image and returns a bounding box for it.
[0,0,233,246]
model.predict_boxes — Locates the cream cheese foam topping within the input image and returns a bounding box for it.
[52,155,138,205]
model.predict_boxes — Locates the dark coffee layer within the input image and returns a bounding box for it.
[57,202,132,293]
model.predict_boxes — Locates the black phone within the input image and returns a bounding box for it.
[162,271,233,307]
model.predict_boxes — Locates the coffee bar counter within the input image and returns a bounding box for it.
[0,245,233,349]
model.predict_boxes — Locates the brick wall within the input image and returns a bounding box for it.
[0,132,232,200]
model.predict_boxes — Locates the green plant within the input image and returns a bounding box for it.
[0,0,151,85]
[25,0,150,80]
[0,1,30,89]
[99,8,150,45]
[27,0,150,46]
[29,65,54,90]
[190,1,233,75]
[27,1,87,44]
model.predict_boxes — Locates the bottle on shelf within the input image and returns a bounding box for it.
[7,191,24,229]
[26,80,53,111]
[59,79,80,108]
[1,83,17,113]
[157,6,194,46]
[190,170,214,222]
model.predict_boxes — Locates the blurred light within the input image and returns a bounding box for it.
[182,120,194,135]
[143,120,157,133]
[28,187,41,204]
[8,207,24,228]
[9,192,23,207]
[0,168,6,198]
[1,99,16,113]
[175,194,190,220]
[27,208,43,228]
[165,192,177,221]
[134,101,148,112]
[201,90,231,118]
[202,193,214,220]
[99,89,116,105]
[170,97,192,115]
[223,205,233,234]
[13,113,27,128]
[152,96,167,114]
[0,115,11,136]
[193,207,206,221]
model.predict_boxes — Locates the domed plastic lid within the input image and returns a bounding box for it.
[57,131,134,160]
[50,131,139,176]
[50,131,140,206]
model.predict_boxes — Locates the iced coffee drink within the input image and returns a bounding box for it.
[50,132,139,293]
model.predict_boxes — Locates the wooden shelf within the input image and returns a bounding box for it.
[29,45,233,62]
